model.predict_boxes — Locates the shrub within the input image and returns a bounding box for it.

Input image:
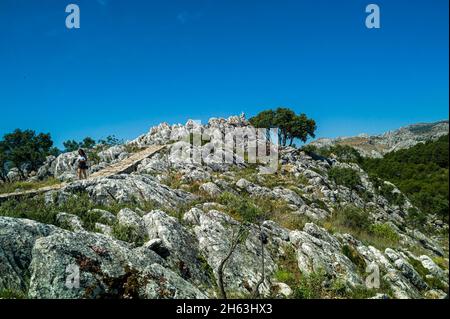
[111,223,147,246]
[328,167,361,192]
[0,288,27,299]
[218,192,263,223]
[0,177,60,194]
[369,223,400,242]
[293,271,328,299]
[336,206,370,230]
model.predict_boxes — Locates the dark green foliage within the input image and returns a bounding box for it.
[337,205,370,230]
[0,142,9,182]
[249,107,316,146]
[0,193,154,232]
[0,288,27,299]
[370,176,406,207]
[63,137,97,152]
[293,271,328,299]
[362,135,449,221]
[405,207,427,229]
[62,140,80,152]
[111,223,147,246]
[1,129,59,177]
[98,135,123,147]
[218,192,263,223]
[328,167,361,192]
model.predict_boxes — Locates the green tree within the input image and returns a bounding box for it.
[287,114,317,146]
[63,140,80,152]
[80,137,96,149]
[2,129,56,177]
[249,107,316,146]
[63,137,97,152]
[274,107,296,145]
[249,109,276,140]
[98,135,122,146]
[0,141,9,182]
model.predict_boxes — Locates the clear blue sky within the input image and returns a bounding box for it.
[0,0,448,148]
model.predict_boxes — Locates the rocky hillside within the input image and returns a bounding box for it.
[0,116,448,299]
[311,120,449,158]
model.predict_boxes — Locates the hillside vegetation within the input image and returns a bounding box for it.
[307,135,449,225]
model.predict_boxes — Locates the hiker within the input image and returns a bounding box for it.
[77,149,88,180]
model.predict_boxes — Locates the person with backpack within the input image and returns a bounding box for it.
[77,149,89,180]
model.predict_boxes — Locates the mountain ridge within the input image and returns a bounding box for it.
[310,120,449,158]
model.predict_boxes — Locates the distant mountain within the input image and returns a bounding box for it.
[310,120,449,158]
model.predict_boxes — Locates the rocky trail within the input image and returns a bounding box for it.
[0,144,165,202]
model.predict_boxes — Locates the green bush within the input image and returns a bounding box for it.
[337,206,370,230]
[218,192,263,223]
[0,288,27,299]
[328,167,361,192]
[369,223,400,242]
[111,223,147,246]
[0,177,60,194]
[0,192,156,233]
[293,271,328,299]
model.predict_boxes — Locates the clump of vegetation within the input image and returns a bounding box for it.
[407,257,448,292]
[370,177,405,207]
[217,191,307,230]
[323,206,400,251]
[328,167,361,194]
[368,223,400,243]
[0,177,60,194]
[333,205,371,230]
[160,171,184,190]
[218,192,263,223]
[0,129,60,182]
[111,223,147,246]
[293,270,329,299]
[0,288,27,299]
[257,171,309,190]
[274,246,302,286]
[0,192,156,232]
[123,143,142,154]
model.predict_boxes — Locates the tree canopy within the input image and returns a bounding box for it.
[249,107,316,147]
[0,129,59,178]
[63,137,97,152]
[362,135,449,221]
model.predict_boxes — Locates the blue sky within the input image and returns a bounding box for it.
[0,0,448,148]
